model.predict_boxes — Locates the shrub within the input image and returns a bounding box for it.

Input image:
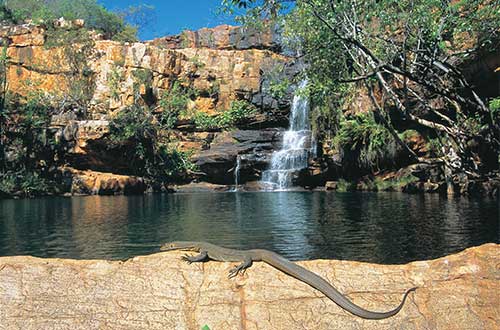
[193,100,257,130]
[0,170,52,198]
[0,0,136,41]
[159,82,193,129]
[269,80,290,100]
[333,113,398,173]
[108,105,195,183]
[374,174,419,192]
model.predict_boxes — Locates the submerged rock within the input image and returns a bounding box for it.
[0,244,498,329]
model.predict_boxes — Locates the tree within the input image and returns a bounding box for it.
[224,0,500,185]
[0,0,137,41]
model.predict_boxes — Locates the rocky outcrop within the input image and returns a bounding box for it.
[5,23,292,116]
[0,22,295,191]
[59,167,147,195]
[192,129,283,184]
[0,244,498,329]
[147,24,281,51]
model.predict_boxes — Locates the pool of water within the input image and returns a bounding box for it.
[0,192,498,264]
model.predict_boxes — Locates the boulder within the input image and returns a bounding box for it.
[191,129,283,184]
[0,244,498,329]
[325,181,338,190]
[60,167,147,195]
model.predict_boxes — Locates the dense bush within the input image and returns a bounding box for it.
[0,0,137,41]
[333,113,399,174]
[193,100,257,130]
[108,105,195,183]
[159,82,193,129]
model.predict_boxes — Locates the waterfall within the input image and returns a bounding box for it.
[262,80,312,190]
[233,155,241,192]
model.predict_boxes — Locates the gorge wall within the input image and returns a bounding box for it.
[1,21,498,196]
[1,22,298,194]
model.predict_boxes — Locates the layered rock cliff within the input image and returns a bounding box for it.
[1,21,498,196]
[0,244,497,329]
[1,21,295,194]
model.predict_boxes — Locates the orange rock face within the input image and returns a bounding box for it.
[60,167,147,195]
[4,23,291,118]
[0,244,497,329]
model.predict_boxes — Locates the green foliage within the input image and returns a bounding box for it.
[0,171,15,195]
[280,0,500,173]
[109,105,156,143]
[490,97,500,111]
[108,105,195,182]
[426,138,444,157]
[333,113,398,172]
[335,179,357,192]
[269,79,289,100]
[219,0,288,26]
[489,97,500,120]
[159,82,192,129]
[131,68,153,103]
[399,129,420,141]
[0,170,51,198]
[193,100,257,130]
[0,90,58,198]
[18,171,50,197]
[193,112,219,131]
[112,25,139,43]
[0,0,134,40]
[374,174,419,192]
[189,56,205,70]
[107,67,122,101]
[263,63,290,100]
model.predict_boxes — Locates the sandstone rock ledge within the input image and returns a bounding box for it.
[0,244,498,330]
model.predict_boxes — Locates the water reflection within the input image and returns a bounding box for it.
[0,192,498,263]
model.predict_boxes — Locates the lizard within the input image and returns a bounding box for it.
[160,241,417,320]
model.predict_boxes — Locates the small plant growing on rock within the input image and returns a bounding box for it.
[107,67,123,101]
[193,100,257,130]
[159,81,195,129]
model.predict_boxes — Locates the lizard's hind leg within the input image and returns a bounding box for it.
[182,251,208,264]
[228,257,253,278]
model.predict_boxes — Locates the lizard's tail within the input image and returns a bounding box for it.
[261,251,417,319]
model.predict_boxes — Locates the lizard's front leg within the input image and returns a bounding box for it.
[182,251,208,264]
[228,256,253,278]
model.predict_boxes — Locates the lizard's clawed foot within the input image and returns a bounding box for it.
[181,254,194,264]
[228,265,246,278]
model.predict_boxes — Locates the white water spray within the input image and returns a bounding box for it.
[261,80,313,190]
[233,155,241,191]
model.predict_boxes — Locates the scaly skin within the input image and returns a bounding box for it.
[160,241,416,320]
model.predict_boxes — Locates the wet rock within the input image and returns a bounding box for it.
[192,129,283,184]
[403,181,446,194]
[0,244,498,329]
[172,182,232,193]
[325,181,338,190]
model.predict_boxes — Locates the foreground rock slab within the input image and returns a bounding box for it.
[0,244,498,330]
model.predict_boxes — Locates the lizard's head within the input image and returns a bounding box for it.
[160,241,200,252]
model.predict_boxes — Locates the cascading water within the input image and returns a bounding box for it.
[261,80,313,190]
[233,155,241,192]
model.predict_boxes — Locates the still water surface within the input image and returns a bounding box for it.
[0,192,498,264]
